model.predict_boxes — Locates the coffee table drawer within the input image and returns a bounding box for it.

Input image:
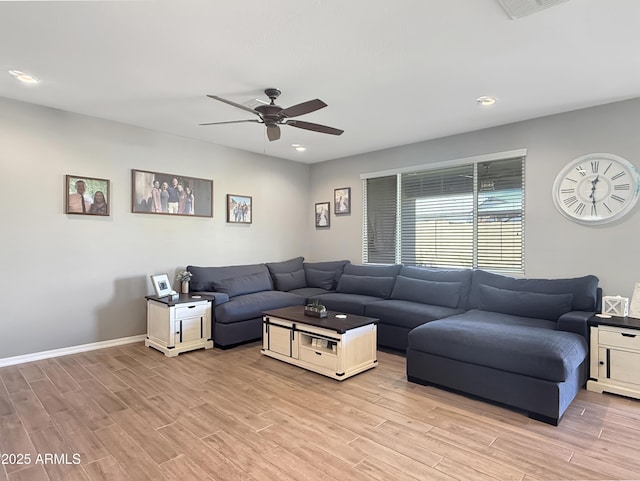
[299,346,338,371]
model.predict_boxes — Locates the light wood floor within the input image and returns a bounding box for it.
[1,342,640,481]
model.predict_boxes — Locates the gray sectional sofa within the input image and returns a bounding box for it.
[187,257,600,424]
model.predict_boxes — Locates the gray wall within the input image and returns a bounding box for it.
[0,97,310,359]
[307,98,640,300]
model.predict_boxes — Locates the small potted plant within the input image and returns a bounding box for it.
[304,299,328,318]
[176,270,193,294]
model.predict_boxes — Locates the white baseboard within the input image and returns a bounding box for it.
[0,335,147,368]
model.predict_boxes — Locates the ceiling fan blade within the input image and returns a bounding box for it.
[266,124,281,141]
[199,119,261,126]
[279,99,327,118]
[207,95,262,117]
[286,120,343,136]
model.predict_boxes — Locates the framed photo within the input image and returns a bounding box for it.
[65,175,110,216]
[227,194,252,224]
[315,202,330,228]
[334,187,351,215]
[150,274,172,297]
[131,169,213,217]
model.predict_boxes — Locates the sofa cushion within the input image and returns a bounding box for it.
[312,292,383,316]
[273,270,307,291]
[479,284,574,321]
[303,260,349,290]
[469,270,599,311]
[343,263,401,278]
[365,300,464,330]
[215,291,305,324]
[391,276,462,309]
[337,275,395,299]
[305,269,337,290]
[212,271,272,298]
[188,264,272,292]
[408,310,587,382]
[289,287,332,298]
[266,257,304,275]
[398,266,472,309]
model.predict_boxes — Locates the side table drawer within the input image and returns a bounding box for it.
[599,327,640,350]
[175,303,209,320]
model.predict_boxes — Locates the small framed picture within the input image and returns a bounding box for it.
[150,274,172,297]
[315,202,330,228]
[334,187,351,215]
[65,175,110,216]
[227,194,252,224]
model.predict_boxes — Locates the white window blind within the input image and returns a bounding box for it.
[363,156,524,273]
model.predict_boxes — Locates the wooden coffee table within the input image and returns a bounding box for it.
[261,305,378,380]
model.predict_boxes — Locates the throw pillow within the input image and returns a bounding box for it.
[266,257,304,275]
[391,276,462,309]
[273,270,306,291]
[478,284,574,321]
[336,275,396,298]
[212,272,272,298]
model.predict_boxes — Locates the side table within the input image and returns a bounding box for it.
[587,314,640,399]
[145,294,213,357]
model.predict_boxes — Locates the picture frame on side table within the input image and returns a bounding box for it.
[227,194,252,224]
[131,169,213,217]
[334,187,351,215]
[630,282,640,319]
[65,175,110,216]
[315,202,330,228]
[150,274,172,297]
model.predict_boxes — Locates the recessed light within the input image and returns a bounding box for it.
[476,96,497,107]
[295,146,306,152]
[9,69,40,85]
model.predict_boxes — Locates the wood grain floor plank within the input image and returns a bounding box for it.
[75,380,126,415]
[0,367,30,394]
[82,456,129,481]
[110,369,159,398]
[27,380,71,417]
[39,363,80,394]
[9,390,54,433]
[93,424,164,481]
[0,379,16,417]
[54,357,93,384]
[159,454,218,481]
[0,414,38,474]
[53,389,113,432]
[27,426,89,481]
[17,364,46,383]
[109,408,180,464]
[6,465,49,481]
[55,418,110,465]
[82,365,128,393]
[111,389,175,430]
[157,422,254,481]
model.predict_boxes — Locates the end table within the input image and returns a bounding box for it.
[145,294,213,357]
[587,314,640,399]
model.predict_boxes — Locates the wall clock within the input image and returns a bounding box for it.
[552,153,640,225]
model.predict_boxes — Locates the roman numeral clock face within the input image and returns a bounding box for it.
[553,153,640,225]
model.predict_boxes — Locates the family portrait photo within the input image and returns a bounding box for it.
[334,187,351,215]
[65,175,110,216]
[227,194,252,224]
[131,169,213,217]
[315,201,330,228]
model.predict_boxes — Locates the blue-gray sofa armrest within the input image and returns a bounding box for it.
[557,311,594,339]
[193,291,229,306]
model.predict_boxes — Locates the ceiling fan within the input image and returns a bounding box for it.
[200,88,344,141]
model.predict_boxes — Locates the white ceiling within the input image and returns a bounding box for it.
[1,0,640,164]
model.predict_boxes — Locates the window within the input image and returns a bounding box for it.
[363,155,525,273]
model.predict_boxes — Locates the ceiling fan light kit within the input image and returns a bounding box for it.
[201,88,344,142]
